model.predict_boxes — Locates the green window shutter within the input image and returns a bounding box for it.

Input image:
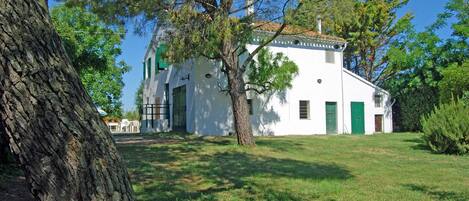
[159,43,169,69]
[147,58,152,77]
[143,61,146,80]
[155,48,160,74]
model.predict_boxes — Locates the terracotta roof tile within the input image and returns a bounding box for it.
[254,22,346,43]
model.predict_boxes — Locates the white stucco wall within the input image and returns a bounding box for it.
[141,32,196,133]
[189,42,345,135]
[188,41,392,135]
[341,69,393,134]
[143,33,393,135]
[193,59,234,135]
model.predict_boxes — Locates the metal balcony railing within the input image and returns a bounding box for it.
[143,103,170,128]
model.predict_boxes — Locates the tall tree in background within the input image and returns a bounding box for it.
[0,0,134,200]
[384,0,468,131]
[51,5,129,118]
[135,81,144,120]
[68,0,310,146]
[293,0,413,83]
[435,0,469,102]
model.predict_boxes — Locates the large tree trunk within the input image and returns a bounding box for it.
[0,1,134,200]
[224,57,255,146]
[0,123,10,164]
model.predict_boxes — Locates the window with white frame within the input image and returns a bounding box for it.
[299,100,310,119]
[374,94,383,108]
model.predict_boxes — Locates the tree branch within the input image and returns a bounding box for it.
[239,0,303,72]
[229,0,262,15]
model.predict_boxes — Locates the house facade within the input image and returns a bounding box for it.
[141,25,393,136]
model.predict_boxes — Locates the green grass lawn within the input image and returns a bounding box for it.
[116,133,469,201]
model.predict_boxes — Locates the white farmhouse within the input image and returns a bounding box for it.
[141,23,393,136]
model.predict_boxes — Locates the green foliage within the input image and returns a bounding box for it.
[384,0,469,131]
[463,91,469,106]
[246,48,299,93]
[67,0,306,87]
[392,87,439,131]
[384,29,444,131]
[51,5,128,117]
[421,100,469,155]
[135,81,144,119]
[67,0,310,145]
[166,10,251,63]
[439,61,469,102]
[292,0,413,83]
[290,0,355,33]
[123,110,140,121]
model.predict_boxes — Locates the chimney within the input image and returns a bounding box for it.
[246,0,254,16]
[317,16,322,34]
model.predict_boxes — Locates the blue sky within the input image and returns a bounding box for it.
[49,0,453,111]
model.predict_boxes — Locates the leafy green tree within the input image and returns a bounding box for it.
[436,0,469,102]
[384,0,468,131]
[439,61,469,102]
[0,0,134,199]
[135,81,144,120]
[123,110,140,121]
[383,28,445,131]
[293,0,413,83]
[431,0,469,67]
[246,48,298,94]
[51,5,129,118]
[67,0,310,146]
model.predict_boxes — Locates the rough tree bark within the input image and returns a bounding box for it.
[0,0,134,200]
[218,35,255,146]
[0,122,10,164]
[224,59,255,146]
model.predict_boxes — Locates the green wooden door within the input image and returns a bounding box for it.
[325,102,337,134]
[172,85,186,131]
[351,102,365,135]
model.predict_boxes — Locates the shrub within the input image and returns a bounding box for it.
[421,100,469,154]
[462,91,469,106]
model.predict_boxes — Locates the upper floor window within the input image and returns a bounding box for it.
[325,51,335,64]
[156,43,169,70]
[299,100,310,119]
[143,61,146,79]
[147,58,152,77]
[374,95,383,108]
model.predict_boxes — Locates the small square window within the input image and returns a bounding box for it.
[374,95,383,108]
[247,99,253,115]
[299,100,310,119]
[326,51,335,64]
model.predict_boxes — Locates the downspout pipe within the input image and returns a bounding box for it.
[340,43,348,134]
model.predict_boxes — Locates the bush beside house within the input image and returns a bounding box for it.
[421,100,469,154]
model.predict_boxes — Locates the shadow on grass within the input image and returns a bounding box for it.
[403,184,469,201]
[117,138,352,201]
[256,138,306,152]
[402,136,433,152]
